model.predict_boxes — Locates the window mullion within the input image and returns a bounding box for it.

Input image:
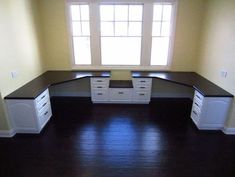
[141,3,153,66]
[90,2,101,66]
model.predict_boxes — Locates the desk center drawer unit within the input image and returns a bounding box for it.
[191,90,232,130]
[90,78,152,103]
[6,89,52,133]
[90,77,110,102]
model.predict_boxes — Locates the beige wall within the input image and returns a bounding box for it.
[38,0,205,72]
[0,0,45,130]
[196,0,235,127]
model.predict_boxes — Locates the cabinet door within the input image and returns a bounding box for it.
[6,100,38,131]
[200,99,231,125]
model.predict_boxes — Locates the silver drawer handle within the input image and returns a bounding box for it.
[194,102,200,107]
[97,86,103,88]
[140,80,146,83]
[40,95,46,100]
[196,95,201,100]
[193,110,198,116]
[139,93,145,96]
[96,80,103,82]
[118,92,124,94]
[44,111,48,116]
[97,93,103,95]
[42,102,47,107]
[140,87,146,89]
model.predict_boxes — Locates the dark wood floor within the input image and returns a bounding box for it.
[1,97,235,177]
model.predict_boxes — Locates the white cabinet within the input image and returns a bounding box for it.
[6,89,52,133]
[91,77,152,104]
[90,77,110,103]
[132,78,152,103]
[191,90,232,130]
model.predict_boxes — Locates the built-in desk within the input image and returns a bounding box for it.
[132,71,233,97]
[4,70,234,135]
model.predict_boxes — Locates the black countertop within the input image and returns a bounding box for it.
[5,71,110,99]
[132,71,233,97]
[4,70,233,99]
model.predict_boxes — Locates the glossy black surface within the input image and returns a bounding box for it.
[5,71,110,99]
[132,71,233,97]
[1,97,235,177]
[109,80,133,88]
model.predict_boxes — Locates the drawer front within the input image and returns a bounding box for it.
[134,84,151,91]
[91,90,109,101]
[91,84,108,90]
[109,88,132,101]
[133,91,151,101]
[35,89,50,104]
[194,91,204,102]
[191,106,201,123]
[38,103,52,128]
[36,98,51,115]
[91,78,109,85]
[192,100,202,111]
[133,78,152,86]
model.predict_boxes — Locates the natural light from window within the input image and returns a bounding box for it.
[151,4,172,66]
[71,5,91,65]
[100,5,143,65]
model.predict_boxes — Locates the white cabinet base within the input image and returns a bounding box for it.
[191,91,232,130]
[6,89,52,134]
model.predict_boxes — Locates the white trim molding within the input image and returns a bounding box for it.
[0,129,16,138]
[222,127,235,135]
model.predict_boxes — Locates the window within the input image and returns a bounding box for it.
[67,1,177,69]
[70,4,91,65]
[100,5,143,65]
[151,4,173,65]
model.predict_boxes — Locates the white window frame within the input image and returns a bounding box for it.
[65,0,178,71]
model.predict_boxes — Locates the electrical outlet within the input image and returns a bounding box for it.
[11,71,18,79]
[220,70,227,78]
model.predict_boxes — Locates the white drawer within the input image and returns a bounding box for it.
[91,90,109,101]
[35,89,50,104]
[133,91,150,101]
[134,84,151,91]
[109,88,133,101]
[192,100,202,110]
[194,91,204,102]
[38,103,52,129]
[132,78,152,86]
[91,78,109,85]
[191,107,200,124]
[91,84,109,90]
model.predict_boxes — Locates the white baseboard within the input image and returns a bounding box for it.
[222,127,235,135]
[0,129,16,138]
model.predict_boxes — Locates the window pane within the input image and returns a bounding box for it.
[152,22,161,36]
[80,5,89,21]
[129,5,143,21]
[101,37,141,65]
[115,22,128,36]
[73,37,91,65]
[163,5,172,21]
[100,5,114,21]
[129,22,142,36]
[161,22,170,36]
[71,5,80,21]
[115,5,128,21]
[72,22,81,36]
[101,22,114,36]
[81,22,90,36]
[153,5,162,21]
[151,37,169,65]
